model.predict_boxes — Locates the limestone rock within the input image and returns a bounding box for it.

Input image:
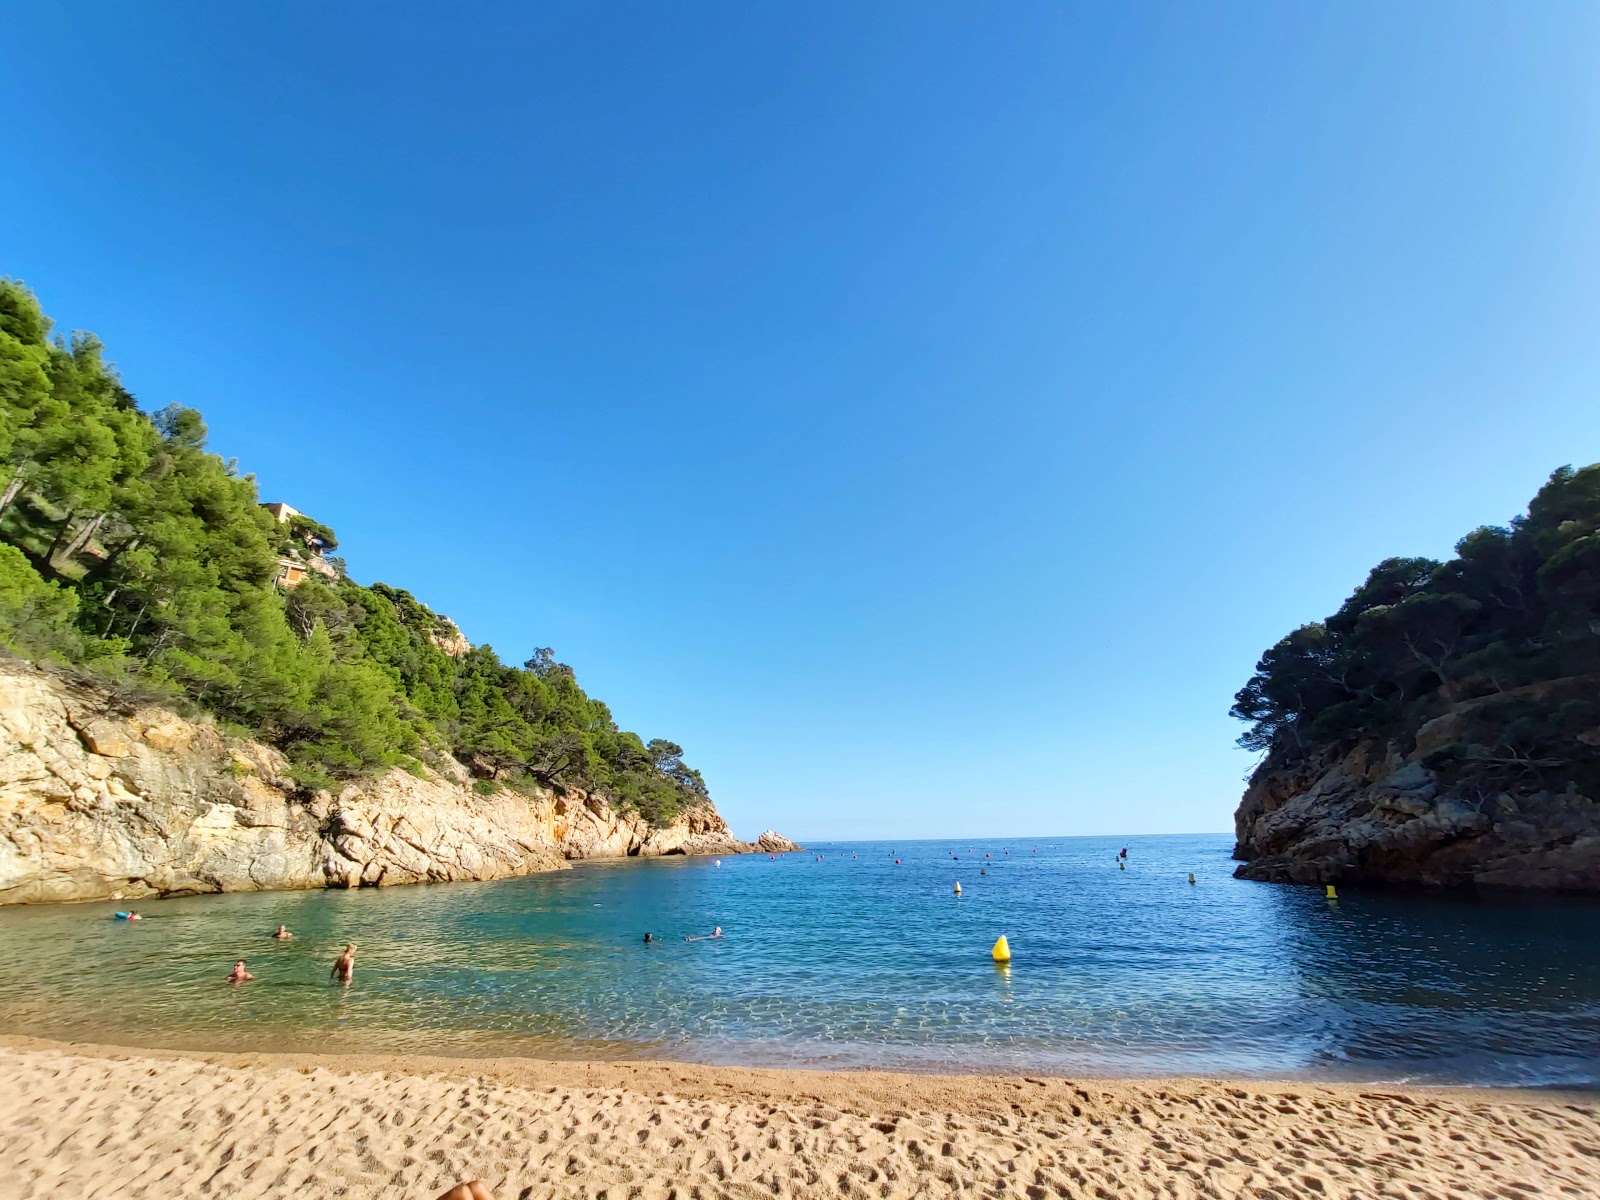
[0,661,794,904]
[428,617,472,658]
[70,716,136,758]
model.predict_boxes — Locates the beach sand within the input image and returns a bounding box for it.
[2,1037,1596,1200]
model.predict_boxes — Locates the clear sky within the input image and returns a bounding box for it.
[4,4,1599,842]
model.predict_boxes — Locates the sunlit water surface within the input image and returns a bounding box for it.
[2,834,1598,1085]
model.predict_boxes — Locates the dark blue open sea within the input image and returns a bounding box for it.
[2,833,1598,1085]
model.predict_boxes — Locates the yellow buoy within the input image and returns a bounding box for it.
[1325,884,1338,899]
[992,935,1011,962]
[954,881,962,895]
[1187,873,1195,885]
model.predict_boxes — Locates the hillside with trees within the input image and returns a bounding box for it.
[1231,466,1600,889]
[0,278,705,826]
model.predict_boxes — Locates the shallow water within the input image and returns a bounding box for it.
[2,834,1598,1084]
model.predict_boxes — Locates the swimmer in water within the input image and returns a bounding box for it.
[273,924,292,940]
[330,942,356,984]
[684,926,724,942]
[643,932,654,944]
[227,960,254,983]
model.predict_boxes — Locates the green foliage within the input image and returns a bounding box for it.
[286,513,338,554]
[0,541,80,658]
[1234,465,1600,793]
[0,280,707,824]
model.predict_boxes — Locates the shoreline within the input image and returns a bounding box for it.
[3,1032,1596,1105]
[0,839,786,909]
[5,1035,1598,1199]
[3,1026,1597,1098]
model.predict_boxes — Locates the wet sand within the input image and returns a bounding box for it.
[2,1035,1596,1199]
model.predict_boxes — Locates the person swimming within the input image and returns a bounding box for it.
[330,942,356,984]
[113,911,141,921]
[643,932,654,944]
[227,960,254,983]
[684,926,724,942]
[272,924,292,940]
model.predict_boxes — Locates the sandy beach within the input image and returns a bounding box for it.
[2,1037,1596,1200]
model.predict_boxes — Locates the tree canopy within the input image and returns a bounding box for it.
[1233,466,1600,798]
[0,278,707,823]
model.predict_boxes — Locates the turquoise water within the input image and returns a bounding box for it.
[2,833,1598,1084]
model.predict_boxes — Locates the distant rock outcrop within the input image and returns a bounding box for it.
[0,661,792,904]
[754,830,802,853]
[428,617,471,658]
[1233,696,1600,891]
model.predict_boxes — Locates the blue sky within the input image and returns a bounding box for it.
[4,3,1599,841]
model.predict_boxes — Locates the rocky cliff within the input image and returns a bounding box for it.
[0,661,796,905]
[1233,692,1600,891]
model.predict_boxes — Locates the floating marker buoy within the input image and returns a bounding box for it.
[980,868,987,875]
[895,858,901,864]
[992,935,1012,963]
[716,860,722,867]
[1187,873,1195,885]
[1119,861,1125,870]
[1326,884,1338,899]
[985,853,991,859]
[954,881,962,894]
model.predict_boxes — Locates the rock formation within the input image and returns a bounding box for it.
[0,661,792,904]
[754,830,802,853]
[1233,699,1600,891]
[427,616,472,658]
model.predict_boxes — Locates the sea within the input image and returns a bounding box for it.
[2,833,1598,1086]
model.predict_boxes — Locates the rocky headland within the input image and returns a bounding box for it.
[1232,684,1600,891]
[1227,465,1600,893]
[0,660,798,905]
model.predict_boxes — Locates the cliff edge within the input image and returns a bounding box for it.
[0,661,794,905]
[1232,684,1600,891]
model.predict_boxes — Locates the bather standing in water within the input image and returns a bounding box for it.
[331,943,356,984]
[227,961,254,983]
